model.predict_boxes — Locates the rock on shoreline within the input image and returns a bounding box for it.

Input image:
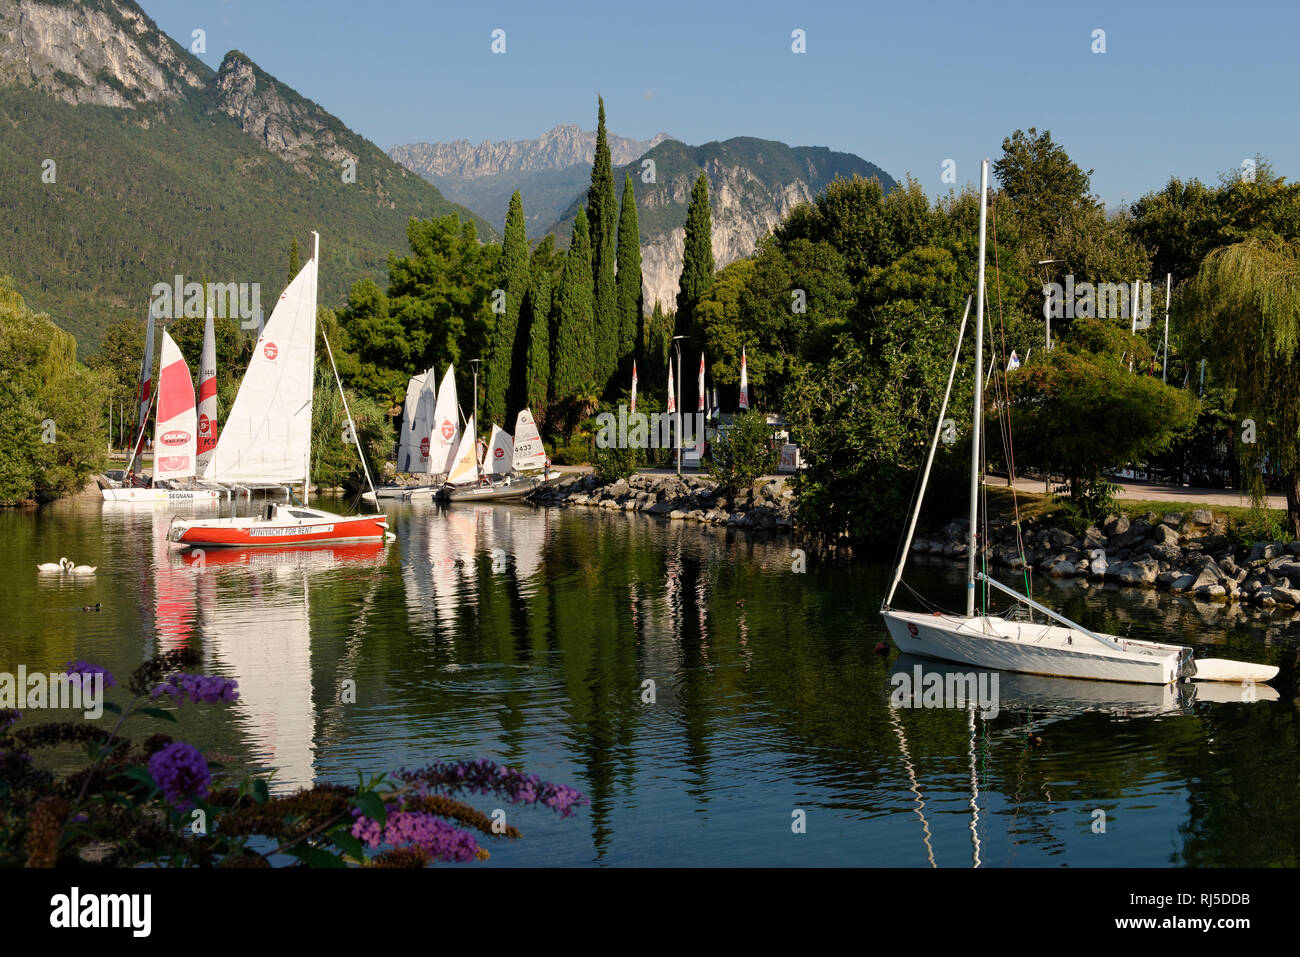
[911,508,1300,613]
[530,472,797,530]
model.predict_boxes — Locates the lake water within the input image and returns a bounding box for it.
[4,495,1297,867]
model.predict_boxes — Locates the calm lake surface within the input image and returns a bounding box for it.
[4,494,1298,867]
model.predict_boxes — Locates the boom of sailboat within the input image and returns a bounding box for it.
[879,158,1279,688]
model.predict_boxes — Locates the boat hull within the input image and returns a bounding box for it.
[437,475,541,502]
[881,609,1183,685]
[169,512,387,548]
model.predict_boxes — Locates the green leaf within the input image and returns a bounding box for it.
[137,707,177,723]
[123,766,155,789]
[351,791,387,828]
[252,779,269,805]
[283,844,346,868]
[101,701,121,715]
[330,827,367,862]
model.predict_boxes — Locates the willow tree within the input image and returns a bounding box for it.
[1180,237,1300,533]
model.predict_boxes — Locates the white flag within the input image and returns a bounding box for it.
[697,353,705,412]
[631,360,638,414]
[738,348,749,409]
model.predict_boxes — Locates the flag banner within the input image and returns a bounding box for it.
[631,360,638,414]
[667,361,676,414]
[697,353,705,412]
[739,348,749,409]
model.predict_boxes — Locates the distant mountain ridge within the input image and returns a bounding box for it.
[391,124,674,179]
[0,0,487,352]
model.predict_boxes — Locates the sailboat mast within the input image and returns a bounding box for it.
[966,158,989,617]
[305,230,320,503]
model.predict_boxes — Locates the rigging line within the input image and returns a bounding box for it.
[968,706,983,869]
[889,705,938,868]
[989,195,1032,601]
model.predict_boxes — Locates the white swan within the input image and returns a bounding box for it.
[69,562,97,575]
[37,557,68,573]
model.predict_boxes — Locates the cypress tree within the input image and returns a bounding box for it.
[486,191,528,425]
[554,207,595,398]
[525,269,552,424]
[615,173,643,386]
[588,96,618,394]
[675,172,714,345]
[288,236,301,284]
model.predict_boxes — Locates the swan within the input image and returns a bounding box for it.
[37,557,68,573]
[69,562,97,575]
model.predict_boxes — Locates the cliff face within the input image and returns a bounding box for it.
[0,0,209,108]
[209,51,356,172]
[390,124,673,179]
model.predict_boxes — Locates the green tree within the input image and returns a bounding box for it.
[288,235,301,285]
[1179,237,1300,533]
[615,173,643,386]
[524,266,552,426]
[1006,317,1199,515]
[675,172,714,352]
[588,96,618,395]
[706,410,779,492]
[485,191,528,426]
[554,207,595,404]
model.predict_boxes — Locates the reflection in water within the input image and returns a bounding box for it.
[7,497,1300,865]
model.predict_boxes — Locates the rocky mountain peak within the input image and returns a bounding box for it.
[209,50,356,171]
[0,0,209,108]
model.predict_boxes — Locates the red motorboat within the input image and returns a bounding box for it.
[168,503,388,549]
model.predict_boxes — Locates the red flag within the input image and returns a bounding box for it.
[738,348,749,410]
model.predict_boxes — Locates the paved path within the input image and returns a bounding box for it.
[988,474,1285,510]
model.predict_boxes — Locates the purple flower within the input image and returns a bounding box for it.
[0,710,20,731]
[351,810,481,863]
[396,760,588,818]
[147,742,210,809]
[151,673,239,706]
[65,661,116,691]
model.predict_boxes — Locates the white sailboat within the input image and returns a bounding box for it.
[169,232,389,548]
[880,159,1277,687]
[511,408,547,473]
[102,330,222,503]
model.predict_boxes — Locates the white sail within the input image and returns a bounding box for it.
[195,302,218,476]
[412,369,438,474]
[487,424,513,474]
[512,408,546,472]
[153,330,198,483]
[209,254,318,485]
[431,365,459,475]
[445,415,478,484]
[397,371,429,473]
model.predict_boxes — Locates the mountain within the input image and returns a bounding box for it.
[546,137,897,311]
[0,0,488,354]
[389,124,674,233]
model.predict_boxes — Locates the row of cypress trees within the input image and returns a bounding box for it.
[482,96,714,433]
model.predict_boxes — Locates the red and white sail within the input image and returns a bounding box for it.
[487,424,513,475]
[432,365,460,476]
[153,329,198,483]
[738,347,749,410]
[195,301,219,476]
[512,408,546,472]
[208,246,318,486]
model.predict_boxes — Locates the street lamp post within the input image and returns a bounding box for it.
[1036,258,1065,350]
[672,335,686,476]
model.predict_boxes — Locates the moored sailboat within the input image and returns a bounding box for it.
[879,159,1277,687]
[168,232,388,548]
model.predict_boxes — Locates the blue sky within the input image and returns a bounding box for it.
[149,0,1299,206]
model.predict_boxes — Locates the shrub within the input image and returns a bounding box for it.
[707,410,779,492]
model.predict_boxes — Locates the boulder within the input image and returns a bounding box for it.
[1048,560,1076,578]
[1103,515,1130,538]
[1161,512,1184,527]
[1169,574,1196,593]
[1083,526,1107,549]
[1195,583,1227,601]
[1188,509,1214,526]
[1272,586,1300,607]
[1191,561,1226,591]
[1117,558,1160,587]
[1153,524,1180,546]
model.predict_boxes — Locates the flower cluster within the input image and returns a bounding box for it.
[151,673,239,706]
[396,759,589,818]
[350,808,483,863]
[0,709,19,732]
[64,661,116,691]
[147,742,211,810]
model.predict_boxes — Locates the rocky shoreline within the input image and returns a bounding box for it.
[913,509,1300,611]
[530,471,797,530]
